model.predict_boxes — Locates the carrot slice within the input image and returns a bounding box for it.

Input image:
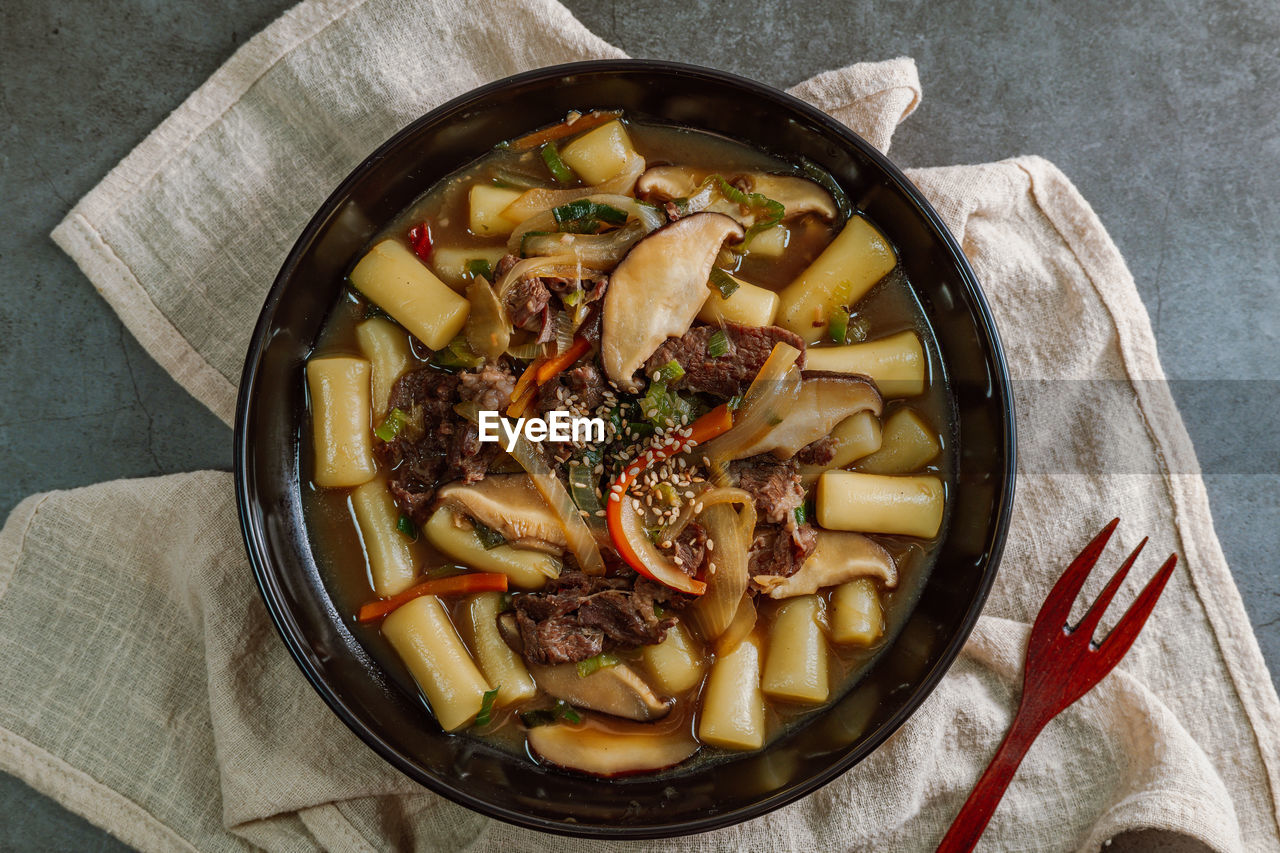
[506,358,543,417]
[536,337,591,384]
[510,110,622,151]
[604,404,734,595]
[357,572,509,623]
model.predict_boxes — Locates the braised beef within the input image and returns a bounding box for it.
[796,435,838,466]
[514,572,682,665]
[747,522,818,579]
[458,362,516,412]
[731,455,805,525]
[505,278,551,330]
[376,363,516,522]
[493,253,520,280]
[644,322,806,398]
[672,521,708,577]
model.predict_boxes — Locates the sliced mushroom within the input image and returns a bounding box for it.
[528,660,671,721]
[754,530,897,598]
[527,722,698,777]
[436,475,566,554]
[730,371,882,460]
[496,613,671,721]
[494,612,670,717]
[637,167,837,222]
[636,165,700,199]
[602,212,745,390]
[744,174,837,221]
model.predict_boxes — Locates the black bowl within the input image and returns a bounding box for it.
[234,60,1015,838]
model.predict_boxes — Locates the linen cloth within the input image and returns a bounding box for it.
[0,0,1273,849]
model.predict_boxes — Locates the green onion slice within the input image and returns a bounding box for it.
[465,258,493,280]
[553,199,628,228]
[709,267,740,299]
[431,335,484,370]
[655,359,685,384]
[828,308,849,343]
[473,520,506,550]
[540,142,575,184]
[707,328,730,358]
[575,652,621,678]
[475,687,500,727]
[374,407,410,442]
[395,514,417,540]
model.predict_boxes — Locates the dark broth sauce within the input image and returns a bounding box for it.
[302,117,954,772]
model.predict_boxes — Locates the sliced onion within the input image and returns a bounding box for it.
[508,432,607,576]
[494,253,594,303]
[692,500,751,642]
[464,278,510,361]
[616,492,706,595]
[505,339,545,360]
[500,155,645,224]
[699,342,803,482]
[507,193,666,256]
[658,485,752,546]
[521,221,647,268]
[714,595,757,657]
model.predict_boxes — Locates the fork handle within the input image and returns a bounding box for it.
[935,711,1048,853]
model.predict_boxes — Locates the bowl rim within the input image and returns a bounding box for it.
[234,57,1017,838]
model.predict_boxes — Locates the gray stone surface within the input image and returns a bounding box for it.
[0,0,1275,849]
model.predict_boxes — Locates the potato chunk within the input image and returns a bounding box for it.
[348,240,469,350]
[777,215,896,343]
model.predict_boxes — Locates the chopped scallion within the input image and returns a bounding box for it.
[653,482,681,507]
[374,407,410,442]
[431,335,484,370]
[576,652,621,678]
[708,267,740,299]
[465,258,493,280]
[794,504,807,526]
[540,142,575,184]
[475,687,500,727]
[707,328,730,358]
[554,700,581,724]
[473,520,506,550]
[828,308,849,343]
[655,359,685,384]
[552,199,627,228]
[395,514,417,540]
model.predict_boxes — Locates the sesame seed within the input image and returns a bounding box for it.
[706,538,715,551]
[595,509,606,517]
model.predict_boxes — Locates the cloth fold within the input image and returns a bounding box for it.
[4,0,1275,850]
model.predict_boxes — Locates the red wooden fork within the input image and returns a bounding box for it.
[936,518,1178,853]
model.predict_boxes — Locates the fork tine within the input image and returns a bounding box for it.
[1031,518,1119,643]
[1074,537,1147,641]
[1091,553,1179,675]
